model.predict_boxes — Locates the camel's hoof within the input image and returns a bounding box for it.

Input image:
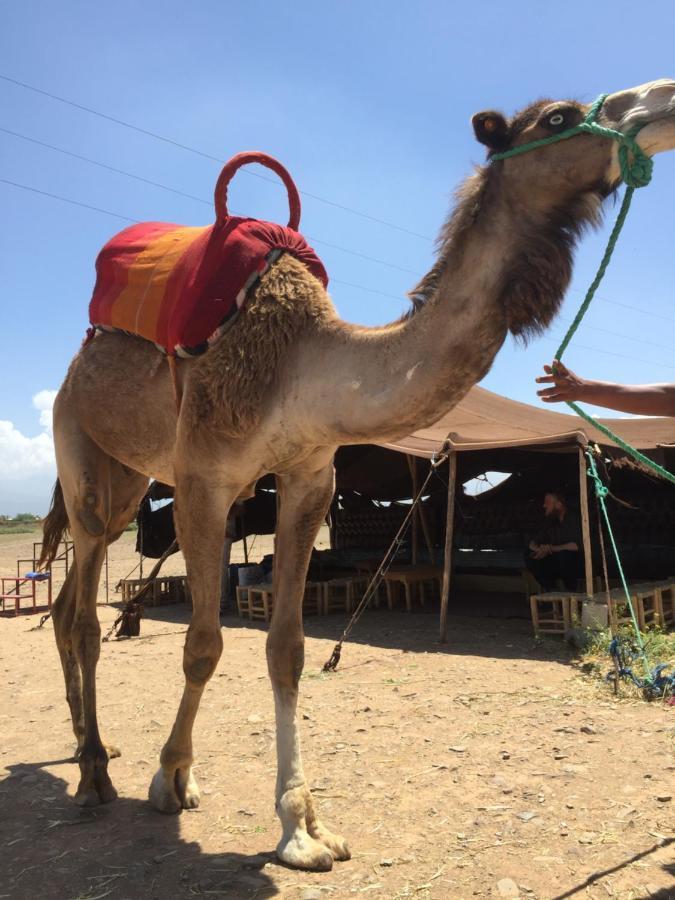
[176,767,201,810]
[313,827,351,862]
[74,773,118,806]
[276,833,335,871]
[148,768,182,814]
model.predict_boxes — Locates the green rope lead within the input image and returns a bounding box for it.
[554,186,634,361]
[585,449,652,679]
[568,401,675,485]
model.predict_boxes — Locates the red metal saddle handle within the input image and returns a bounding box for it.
[214,151,302,230]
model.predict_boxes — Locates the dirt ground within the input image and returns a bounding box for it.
[1,532,674,900]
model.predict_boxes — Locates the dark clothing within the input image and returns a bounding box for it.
[533,510,582,550]
[525,550,581,591]
[526,509,583,591]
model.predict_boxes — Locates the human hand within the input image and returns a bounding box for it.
[536,360,587,403]
[531,544,553,559]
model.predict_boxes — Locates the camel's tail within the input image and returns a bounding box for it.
[39,479,69,569]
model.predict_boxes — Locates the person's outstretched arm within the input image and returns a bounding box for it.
[536,361,675,417]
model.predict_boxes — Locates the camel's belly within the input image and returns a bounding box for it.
[64,332,179,483]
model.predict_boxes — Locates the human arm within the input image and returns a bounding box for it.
[536,360,675,416]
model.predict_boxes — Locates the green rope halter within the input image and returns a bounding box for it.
[492,93,653,188]
[494,94,675,485]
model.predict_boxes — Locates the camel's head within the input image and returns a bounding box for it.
[471,78,675,337]
[475,78,675,199]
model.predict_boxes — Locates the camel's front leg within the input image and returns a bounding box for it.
[149,474,234,814]
[268,463,351,871]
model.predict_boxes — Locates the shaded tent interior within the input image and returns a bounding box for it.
[137,387,675,630]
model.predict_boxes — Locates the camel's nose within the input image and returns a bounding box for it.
[603,78,675,131]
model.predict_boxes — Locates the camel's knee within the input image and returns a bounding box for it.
[267,637,305,690]
[73,475,108,538]
[183,627,223,686]
[71,615,101,666]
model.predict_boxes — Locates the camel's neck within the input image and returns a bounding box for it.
[319,273,506,444]
[302,176,522,444]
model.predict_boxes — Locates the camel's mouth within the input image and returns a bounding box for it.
[604,112,675,188]
[633,112,675,157]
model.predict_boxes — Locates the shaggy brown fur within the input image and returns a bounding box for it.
[186,254,336,435]
[407,99,614,339]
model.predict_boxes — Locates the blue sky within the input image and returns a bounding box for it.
[1,0,674,513]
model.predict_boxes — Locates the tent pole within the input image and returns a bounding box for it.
[578,444,594,596]
[440,450,457,643]
[407,455,419,564]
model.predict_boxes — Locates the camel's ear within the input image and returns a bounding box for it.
[472,111,511,151]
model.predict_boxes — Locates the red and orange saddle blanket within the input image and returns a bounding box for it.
[89,152,328,356]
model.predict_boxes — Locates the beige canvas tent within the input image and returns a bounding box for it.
[374,386,675,640]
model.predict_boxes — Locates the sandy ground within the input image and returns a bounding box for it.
[1,531,674,900]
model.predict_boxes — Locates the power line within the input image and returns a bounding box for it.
[594,295,675,326]
[557,314,675,354]
[0,178,138,223]
[0,126,213,206]
[0,73,433,241]
[4,123,673,323]
[0,127,424,277]
[3,176,673,375]
[331,278,405,303]
[541,335,675,372]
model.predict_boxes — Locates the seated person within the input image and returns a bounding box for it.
[525,491,582,591]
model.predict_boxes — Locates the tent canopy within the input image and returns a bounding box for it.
[382,386,675,457]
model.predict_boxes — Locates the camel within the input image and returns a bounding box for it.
[40,78,675,871]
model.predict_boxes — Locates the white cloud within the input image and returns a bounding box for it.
[32,390,58,433]
[0,390,58,513]
[0,420,55,475]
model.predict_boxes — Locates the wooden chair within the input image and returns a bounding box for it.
[322,577,354,615]
[247,583,274,623]
[320,576,368,615]
[235,585,251,617]
[0,574,51,616]
[382,565,443,612]
[302,582,323,616]
[246,581,323,624]
[659,579,675,627]
[529,592,586,637]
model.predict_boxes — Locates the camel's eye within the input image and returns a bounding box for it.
[548,112,565,127]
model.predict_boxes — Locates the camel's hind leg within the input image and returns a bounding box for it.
[54,414,148,805]
[51,562,86,755]
[51,461,148,764]
[268,461,350,871]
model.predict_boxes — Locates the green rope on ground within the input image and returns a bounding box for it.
[585,450,652,679]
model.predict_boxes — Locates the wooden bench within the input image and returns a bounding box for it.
[119,575,190,607]
[382,565,443,612]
